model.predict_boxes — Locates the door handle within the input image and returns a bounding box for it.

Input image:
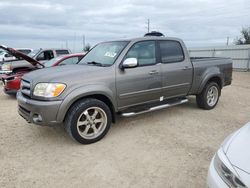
[182,66,190,70]
[149,70,159,75]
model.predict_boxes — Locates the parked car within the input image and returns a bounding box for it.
[17,36,232,144]
[0,48,33,62]
[0,51,16,62]
[1,50,84,95]
[207,122,250,188]
[0,46,70,74]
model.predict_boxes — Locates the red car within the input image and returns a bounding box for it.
[1,52,84,95]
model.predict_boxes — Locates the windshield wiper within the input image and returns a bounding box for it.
[87,61,105,67]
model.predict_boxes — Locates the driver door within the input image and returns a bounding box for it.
[116,41,162,109]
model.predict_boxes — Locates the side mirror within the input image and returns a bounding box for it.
[122,58,138,69]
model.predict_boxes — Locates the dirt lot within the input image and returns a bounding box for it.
[0,72,249,188]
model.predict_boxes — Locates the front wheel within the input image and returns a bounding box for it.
[196,82,221,110]
[64,98,112,144]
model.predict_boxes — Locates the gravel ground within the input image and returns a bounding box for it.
[0,71,249,188]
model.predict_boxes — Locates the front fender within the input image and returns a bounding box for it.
[56,84,116,123]
[198,67,223,93]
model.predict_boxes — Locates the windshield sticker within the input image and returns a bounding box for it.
[104,52,117,58]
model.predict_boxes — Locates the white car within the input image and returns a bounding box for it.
[0,48,33,62]
[207,122,250,188]
[0,51,16,62]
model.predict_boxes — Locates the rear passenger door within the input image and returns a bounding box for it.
[158,40,192,99]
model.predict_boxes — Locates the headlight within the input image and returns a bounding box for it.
[33,83,66,98]
[214,152,246,188]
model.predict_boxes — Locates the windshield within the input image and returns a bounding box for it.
[44,56,64,67]
[0,51,4,55]
[27,49,41,58]
[78,41,129,66]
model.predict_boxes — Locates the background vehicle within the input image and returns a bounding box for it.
[0,47,70,74]
[0,48,33,62]
[17,36,232,144]
[2,52,84,95]
[207,122,250,188]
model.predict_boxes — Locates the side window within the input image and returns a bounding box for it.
[18,49,32,55]
[37,50,54,61]
[5,53,13,58]
[59,57,79,65]
[125,41,156,66]
[56,50,69,56]
[159,41,184,63]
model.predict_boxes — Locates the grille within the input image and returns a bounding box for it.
[21,79,31,98]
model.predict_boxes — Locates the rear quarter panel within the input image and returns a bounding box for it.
[189,58,232,94]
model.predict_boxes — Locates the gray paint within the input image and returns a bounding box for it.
[17,37,232,126]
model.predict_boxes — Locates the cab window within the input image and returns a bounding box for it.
[59,57,79,65]
[36,50,54,61]
[159,41,184,63]
[125,41,156,66]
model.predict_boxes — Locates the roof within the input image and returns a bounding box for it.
[102,36,182,43]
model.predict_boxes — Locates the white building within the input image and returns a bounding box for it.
[189,45,250,71]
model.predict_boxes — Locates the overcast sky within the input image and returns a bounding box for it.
[0,0,249,52]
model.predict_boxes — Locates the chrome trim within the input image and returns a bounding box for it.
[121,98,188,117]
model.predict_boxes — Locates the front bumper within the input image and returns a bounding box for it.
[2,77,21,95]
[4,88,18,95]
[207,156,228,188]
[17,91,63,126]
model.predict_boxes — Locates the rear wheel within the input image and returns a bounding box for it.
[196,82,221,110]
[64,98,112,144]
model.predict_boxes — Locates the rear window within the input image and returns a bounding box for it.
[18,49,32,55]
[159,41,184,63]
[56,50,70,56]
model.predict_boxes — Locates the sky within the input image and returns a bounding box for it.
[0,0,249,52]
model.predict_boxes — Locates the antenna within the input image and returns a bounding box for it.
[147,19,150,33]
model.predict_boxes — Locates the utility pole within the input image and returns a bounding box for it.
[65,40,68,49]
[73,32,76,53]
[226,37,229,46]
[147,19,150,33]
[82,35,85,51]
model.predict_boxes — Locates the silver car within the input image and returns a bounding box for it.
[207,122,250,187]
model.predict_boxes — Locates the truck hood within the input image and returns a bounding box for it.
[0,45,44,68]
[23,64,112,85]
[225,122,250,173]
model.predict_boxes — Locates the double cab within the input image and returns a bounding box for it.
[17,37,232,144]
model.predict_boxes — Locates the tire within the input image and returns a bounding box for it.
[64,98,112,144]
[196,82,221,110]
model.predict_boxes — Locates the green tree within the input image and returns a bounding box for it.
[235,27,250,45]
[83,43,91,52]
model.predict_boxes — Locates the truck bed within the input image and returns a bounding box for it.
[189,56,233,94]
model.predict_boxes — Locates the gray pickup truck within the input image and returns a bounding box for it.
[17,37,232,144]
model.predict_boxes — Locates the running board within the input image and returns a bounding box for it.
[121,98,188,117]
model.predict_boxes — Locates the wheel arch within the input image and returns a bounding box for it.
[57,88,117,124]
[198,74,223,94]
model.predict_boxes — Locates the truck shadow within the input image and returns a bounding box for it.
[26,96,200,145]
